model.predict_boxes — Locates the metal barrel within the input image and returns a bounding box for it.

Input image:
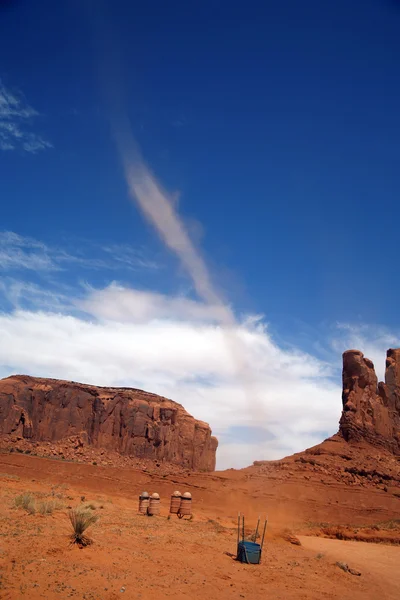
[147,492,160,516]
[138,491,150,515]
[169,491,181,514]
[178,492,192,517]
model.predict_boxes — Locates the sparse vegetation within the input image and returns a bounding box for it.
[38,500,63,515]
[68,508,98,546]
[14,493,36,514]
[13,490,64,515]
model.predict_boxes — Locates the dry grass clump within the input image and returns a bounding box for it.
[13,491,64,515]
[68,508,98,547]
[14,492,36,514]
[38,500,63,515]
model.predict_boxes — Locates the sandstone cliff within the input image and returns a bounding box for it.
[340,348,400,455]
[250,348,400,499]
[0,375,218,471]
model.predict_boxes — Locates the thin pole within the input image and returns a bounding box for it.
[237,512,240,548]
[242,514,245,542]
[254,516,260,541]
[261,518,268,549]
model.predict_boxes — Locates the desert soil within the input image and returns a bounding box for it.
[0,452,399,600]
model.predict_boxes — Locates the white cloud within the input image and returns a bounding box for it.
[0,82,52,153]
[332,323,400,381]
[0,231,160,273]
[80,283,229,323]
[0,283,342,469]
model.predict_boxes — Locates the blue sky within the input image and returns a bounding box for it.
[1,0,400,468]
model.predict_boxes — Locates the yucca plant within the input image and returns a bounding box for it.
[68,508,98,547]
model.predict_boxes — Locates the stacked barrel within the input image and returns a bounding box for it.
[178,492,192,518]
[169,491,181,514]
[138,491,150,515]
[147,492,160,516]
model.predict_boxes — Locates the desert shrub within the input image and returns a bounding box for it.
[14,491,64,516]
[38,500,63,515]
[68,508,98,546]
[14,493,36,514]
[50,484,68,499]
[38,501,53,515]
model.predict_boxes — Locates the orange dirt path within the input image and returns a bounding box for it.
[299,536,400,599]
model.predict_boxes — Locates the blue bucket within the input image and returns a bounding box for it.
[237,541,261,564]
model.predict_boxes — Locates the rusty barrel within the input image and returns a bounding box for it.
[148,492,160,516]
[178,492,192,517]
[138,491,150,515]
[169,491,181,514]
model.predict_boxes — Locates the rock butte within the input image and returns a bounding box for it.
[339,348,400,455]
[0,375,218,471]
[0,348,399,471]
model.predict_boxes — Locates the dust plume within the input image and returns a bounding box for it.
[88,1,263,418]
[113,125,235,324]
[112,123,262,409]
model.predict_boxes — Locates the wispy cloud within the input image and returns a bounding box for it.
[0,81,52,153]
[0,277,74,313]
[102,244,159,270]
[0,231,57,271]
[0,231,160,273]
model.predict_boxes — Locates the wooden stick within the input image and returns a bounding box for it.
[254,515,260,541]
[237,512,240,549]
[242,514,245,542]
[261,518,268,549]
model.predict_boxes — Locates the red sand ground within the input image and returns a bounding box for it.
[0,447,399,600]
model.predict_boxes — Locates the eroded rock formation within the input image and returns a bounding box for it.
[0,375,218,471]
[340,349,400,455]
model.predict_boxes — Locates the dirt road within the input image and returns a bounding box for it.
[300,536,400,600]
